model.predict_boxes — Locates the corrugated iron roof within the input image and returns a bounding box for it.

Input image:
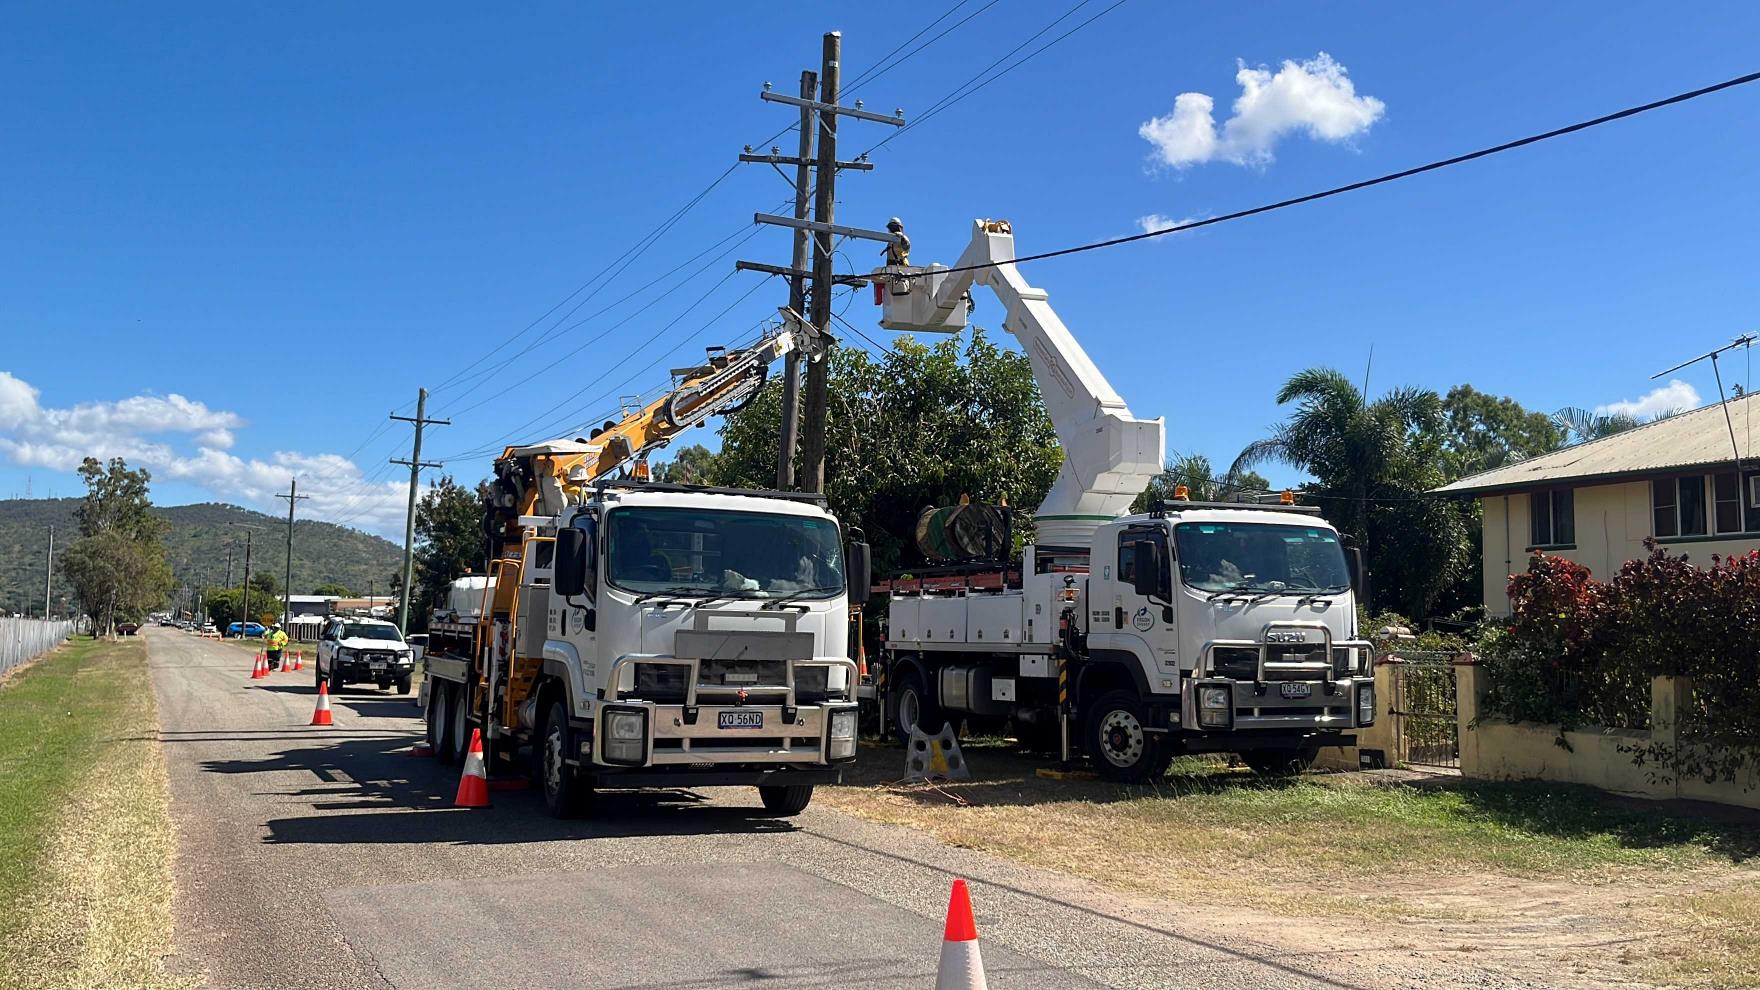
[1434,391,1759,496]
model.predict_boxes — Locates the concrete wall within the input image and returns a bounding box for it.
[1480,479,1760,614]
[1313,660,1402,771]
[1457,663,1760,811]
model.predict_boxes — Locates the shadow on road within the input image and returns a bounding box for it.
[199,734,802,844]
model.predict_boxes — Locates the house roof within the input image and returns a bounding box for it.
[1434,391,1759,497]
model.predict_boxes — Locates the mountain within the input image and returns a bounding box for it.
[0,498,406,613]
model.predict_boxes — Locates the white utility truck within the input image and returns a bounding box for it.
[871,219,1376,782]
[420,323,869,817]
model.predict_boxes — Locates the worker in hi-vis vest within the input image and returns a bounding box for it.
[265,624,289,669]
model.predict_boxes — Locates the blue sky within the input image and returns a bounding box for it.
[4,2,1758,540]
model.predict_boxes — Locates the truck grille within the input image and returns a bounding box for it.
[631,661,833,704]
[1212,645,1353,680]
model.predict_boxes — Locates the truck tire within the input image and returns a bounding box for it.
[1242,746,1317,777]
[892,668,941,741]
[1085,689,1174,784]
[756,784,813,816]
[425,686,447,754]
[396,675,412,695]
[539,699,591,818]
[443,683,469,765]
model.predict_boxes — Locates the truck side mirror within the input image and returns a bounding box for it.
[1131,541,1161,598]
[845,541,872,606]
[1346,546,1367,601]
[555,528,590,598]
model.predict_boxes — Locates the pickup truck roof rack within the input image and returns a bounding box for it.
[590,479,830,507]
[1151,498,1324,517]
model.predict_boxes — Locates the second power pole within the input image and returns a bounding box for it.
[799,32,842,495]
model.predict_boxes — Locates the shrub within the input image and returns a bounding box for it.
[1479,541,1760,784]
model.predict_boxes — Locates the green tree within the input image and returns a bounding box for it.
[310,582,354,597]
[713,332,1061,575]
[61,457,174,634]
[651,443,720,485]
[411,476,487,625]
[249,571,281,597]
[1232,368,1472,618]
[204,585,282,630]
[1131,453,1270,512]
[1440,385,1564,477]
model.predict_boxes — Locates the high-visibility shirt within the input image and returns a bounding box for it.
[268,630,288,650]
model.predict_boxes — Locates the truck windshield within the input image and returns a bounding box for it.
[606,506,845,600]
[1173,522,1350,595]
[342,624,404,642]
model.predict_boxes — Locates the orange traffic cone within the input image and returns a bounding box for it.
[936,879,987,990]
[310,680,334,726]
[454,729,491,808]
[246,654,260,680]
[251,653,267,679]
[292,651,303,671]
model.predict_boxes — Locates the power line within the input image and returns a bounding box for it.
[914,67,1760,277]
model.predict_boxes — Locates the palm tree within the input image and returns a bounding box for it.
[1229,368,1442,541]
[1231,369,1472,617]
[1551,406,1682,447]
[1132,453,1268,511]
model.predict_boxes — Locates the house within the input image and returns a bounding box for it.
[1435,391,1760,614]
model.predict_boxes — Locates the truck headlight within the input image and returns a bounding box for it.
[336,647,353,660]
[1198,685,1232,729]
[827,708,858,762]
[601,707,648,765]
[1355,683,1376,727]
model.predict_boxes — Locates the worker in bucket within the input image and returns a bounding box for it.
[883,217,910,266]
[264,623,289,670]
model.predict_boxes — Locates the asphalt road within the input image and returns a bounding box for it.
[148,627,1367,990]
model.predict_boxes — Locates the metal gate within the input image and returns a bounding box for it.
[1389,651,1459,769]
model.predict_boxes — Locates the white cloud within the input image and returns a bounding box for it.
[0,371,406,536]
[1595,379,1702,421]
[1139,53,1385,168]
[1137,213,1209,236]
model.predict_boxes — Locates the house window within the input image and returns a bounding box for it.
[1529,489,1574,547]
[1714,471,1743,535]
[1652,479,1677,538]
[1654,475,1714,538]
[1679,476,1707,536]
[1749,470,1760,532]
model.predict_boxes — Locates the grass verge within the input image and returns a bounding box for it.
[0,636,192,990]
[825,742,1760,977]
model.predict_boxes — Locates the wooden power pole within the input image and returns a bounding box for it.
[275,478,308,631]
[391,388,448,633]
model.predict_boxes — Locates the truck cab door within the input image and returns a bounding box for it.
[1088,523,1179,683]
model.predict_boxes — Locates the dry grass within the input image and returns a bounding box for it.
[1640,883,1760,990]
[825,741,1760,987]
[0,636,192,990]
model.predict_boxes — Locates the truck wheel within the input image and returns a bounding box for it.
[396,676,412,696]
[1085,689,1173,784]
[425,686,447,754]
[443,684,469,765]
[756,784,813,817]
[539,700,590,818]
[1242,747,1317,777]
[892,669,941,741]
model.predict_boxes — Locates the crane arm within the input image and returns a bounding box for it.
[876,219,1164,546]
[485,314,818,551]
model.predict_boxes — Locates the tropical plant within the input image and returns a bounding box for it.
[1231,368,1472,618]
[1551,404,1686,447]
[1130,453,1268,511]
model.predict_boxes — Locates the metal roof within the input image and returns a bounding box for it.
[1434,391,1759,497]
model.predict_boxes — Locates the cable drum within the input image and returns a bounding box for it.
[915,503,1010,562]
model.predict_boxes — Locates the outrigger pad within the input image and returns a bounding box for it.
[904,723,971,782]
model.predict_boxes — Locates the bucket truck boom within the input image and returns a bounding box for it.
[876,219,1163,545]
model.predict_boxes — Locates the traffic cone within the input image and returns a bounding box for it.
[292,651,303,671]
[246,654,260,680]
[251,653,267,679]
[454,729,491,808]
[310,680,334,726]
[935,879,987,990]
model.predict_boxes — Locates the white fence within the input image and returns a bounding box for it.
[0,617,78,679]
